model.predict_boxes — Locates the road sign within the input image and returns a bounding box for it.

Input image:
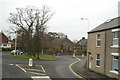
[29,58,33,66]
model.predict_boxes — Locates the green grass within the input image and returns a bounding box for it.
[39,55,58,60]
[4,55,59,61]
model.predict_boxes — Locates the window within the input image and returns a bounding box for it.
[96,34,101,47]
[110,53,119,74]
[3,44,7,46]
[96,54,100,67]
[112,56,118,71]
[67,46,71,51]
[112,32,119,46]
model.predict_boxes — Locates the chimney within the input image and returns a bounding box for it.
[65,35,68,38]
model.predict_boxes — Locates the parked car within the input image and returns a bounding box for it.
[11,50,23,55]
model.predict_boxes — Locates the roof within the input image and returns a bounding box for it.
[88,17,120,34]
[50,37,74,47]
[51,38,65,45]
[77,39,87,46]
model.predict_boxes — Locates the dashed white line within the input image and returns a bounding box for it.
[15,64,26,73]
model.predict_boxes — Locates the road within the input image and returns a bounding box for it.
[2,52,84,80]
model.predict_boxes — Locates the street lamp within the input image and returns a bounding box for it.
[14,30,17,55]
[80,18,89,32]
[80,18,90,69]
[41,32,44,55]
[41,37,43,55]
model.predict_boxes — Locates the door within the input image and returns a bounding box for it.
[89,54,92,68]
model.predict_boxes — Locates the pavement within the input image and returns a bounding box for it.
[71,56,118,80]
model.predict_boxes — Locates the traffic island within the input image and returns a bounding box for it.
[19,64,40,69]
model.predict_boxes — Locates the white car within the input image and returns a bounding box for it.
[11,50,23,55]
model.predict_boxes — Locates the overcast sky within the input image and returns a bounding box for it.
[0,0,119,41]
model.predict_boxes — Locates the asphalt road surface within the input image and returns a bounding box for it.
[2,52,84,80]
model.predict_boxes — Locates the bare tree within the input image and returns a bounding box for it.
[57,32,66,38]
[9,6,54,58]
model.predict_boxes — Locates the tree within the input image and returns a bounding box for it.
[57,32,66,38]
[9,6,54,58]
[47,32,66,40]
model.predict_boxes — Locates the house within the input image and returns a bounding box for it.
[0,32,9,44]
[87,17,120,79]
[47,36,75,54]
[0,32,14,50]
[76,37,87,55]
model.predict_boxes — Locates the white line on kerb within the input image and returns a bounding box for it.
[15,64,26,73]
[40,65,46,73]
[31,76,50,78]
[69,61,83,78]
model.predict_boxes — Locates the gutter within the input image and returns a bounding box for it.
[88,26,120,34]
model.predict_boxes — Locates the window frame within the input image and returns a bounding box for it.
[96,34,101,47]
[110,53,119,75]
[111,29,120,48]
[96,54,100,67]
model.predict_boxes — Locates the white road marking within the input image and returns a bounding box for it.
[35,65,46,73]
[15,64,26,73]
[76,58,81,61]
[40,65,46,73]
[35,65,39,66]
[31,76,50,78]
[28,72,46,75]
[24,68,43,72]
[9,64,14,66]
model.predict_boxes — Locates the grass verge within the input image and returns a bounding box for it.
[4,54,59,61]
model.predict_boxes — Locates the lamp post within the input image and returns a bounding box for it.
[41,33,44,55]
[80,18,89,31]
[15,31,17,55]
[80,18,90,69]
[41,37,43,55]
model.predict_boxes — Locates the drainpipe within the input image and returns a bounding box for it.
[104,31,107,75]
[87,52,89,69]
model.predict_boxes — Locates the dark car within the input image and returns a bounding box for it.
[11,50,23,55]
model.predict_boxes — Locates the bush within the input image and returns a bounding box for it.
[2,48,12,51]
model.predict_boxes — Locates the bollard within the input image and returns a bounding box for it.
[73,53,75,58]
[29,58,33,66]
[82,54,84,57]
